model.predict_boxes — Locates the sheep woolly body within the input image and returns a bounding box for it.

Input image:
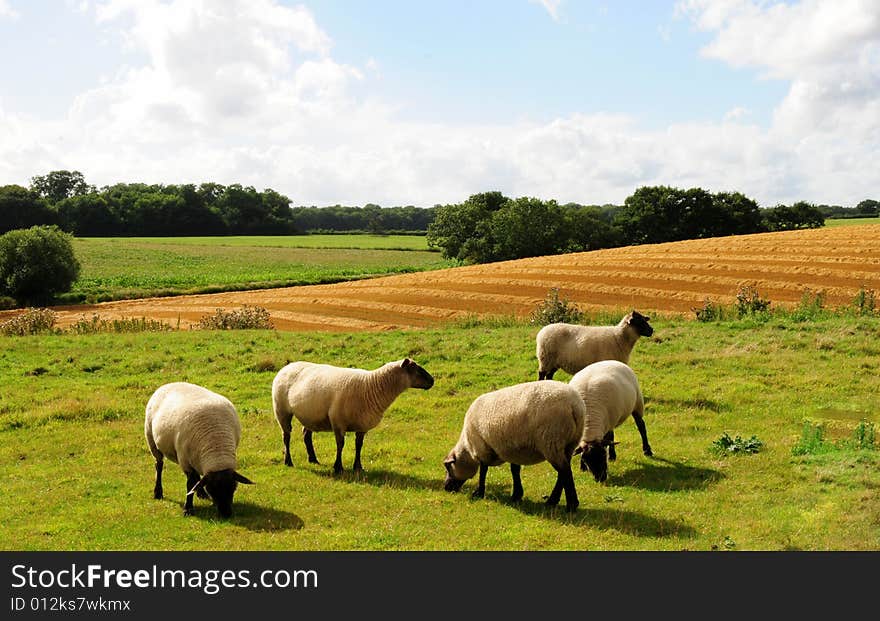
[273,358,434,472]
[535,311,653,379]
[273,360,422,434]
[449,381,585,473]
[569,360,644,446]
[145,382,241,476]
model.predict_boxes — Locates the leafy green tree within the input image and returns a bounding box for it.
[0,185,57,234]
[56,193,121,235]
[566,204,622,251]
[489,197,569,261]
[712,191,765,235]
[427,191,508,261]
[0,225,80,305]
[762,201,825,231]
[856,199,879,215]
[30,170,93,204]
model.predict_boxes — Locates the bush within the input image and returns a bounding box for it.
[734,284,770,317]
[852,287,876,316]
[792,419,876,455]
[196,305,274,330]
[529,288,584,325]
[711,432,763,455]
[0,226,81,305]
[67,314,173,335]
[693,298,724,322]
[789,288,826,322]
[0,307,57,336]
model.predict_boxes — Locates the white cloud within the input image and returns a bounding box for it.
[1,0,879,209]
[0,0,19,20]
[529,0,562,21]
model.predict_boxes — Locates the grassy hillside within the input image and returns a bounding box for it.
[2,312,878,550]
[67,235,449,303]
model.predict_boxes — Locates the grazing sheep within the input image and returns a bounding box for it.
[443,380,585,512]
[536,310,654,380]
[145,382,254,518]
[272,358,434,474]
[569,360,652,483]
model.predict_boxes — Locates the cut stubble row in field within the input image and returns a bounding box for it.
[17,224,880,331]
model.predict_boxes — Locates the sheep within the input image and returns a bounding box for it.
[536,310,654,380]
[568,360,652,483]
[145,382,254,518]
[272,358,434,474]
[443,380,585,512]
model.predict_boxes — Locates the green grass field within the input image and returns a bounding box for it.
[824,217,879,227]
[68,235,449,303]
[2,313,878,550]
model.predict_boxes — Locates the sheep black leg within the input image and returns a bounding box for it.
[548,463,578,511]
[184,471,199,516]
[352,431,366,473]
[153,456,164,500]
[303,428,319,464]
[546,469,564,506]
[472,464,488,498]
[633,414,653,457]
[560,463,579,512]
[283,430,293,467]
[510,464,523,503]
[605,431,617,461]
[332,429,345,475]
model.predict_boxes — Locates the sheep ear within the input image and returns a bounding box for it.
[187,475,208,497]
[401,358,413,368]
[234,472,254,485]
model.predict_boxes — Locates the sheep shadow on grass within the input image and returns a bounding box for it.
[605,457,723,492]
[184,501,305,532]
[501,497,698,538]
[313,467,445,492]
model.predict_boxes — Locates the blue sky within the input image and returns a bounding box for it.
[0,1,877,207]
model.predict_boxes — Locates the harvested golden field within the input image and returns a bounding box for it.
[9,223,880,331]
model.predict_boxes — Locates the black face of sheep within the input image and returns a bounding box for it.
[629,311,654,337]
[579,444,608,483]
[442,457,467,492]
[189,470,255,518]
[402,358,435,389]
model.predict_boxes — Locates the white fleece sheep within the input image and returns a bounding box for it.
[272,358,434,474]
[569,360,652,483]
[145,382,254,517]
[535,310,654,380]
[443,380,585,511]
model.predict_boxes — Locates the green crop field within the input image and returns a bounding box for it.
[824,217,880,227]
[67,235,449,303]
[2,312,878,551]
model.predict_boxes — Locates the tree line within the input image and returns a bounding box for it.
[1,170,436,236]
[426,187,831,263]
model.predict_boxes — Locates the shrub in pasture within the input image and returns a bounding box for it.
[852,287,876,316]
[789,289,827,322]
[791,421,828,456]
[196,305,274,330]
[0,307,57,336]
[68,314,173,334]
[791,419,876,456]
[0,295,16,310]
[848,420,876,451]
[711,432,763,455]
[0,225,80,305]
[693,298,724,322]
[734,284,771,317]
[529,287,584,326]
